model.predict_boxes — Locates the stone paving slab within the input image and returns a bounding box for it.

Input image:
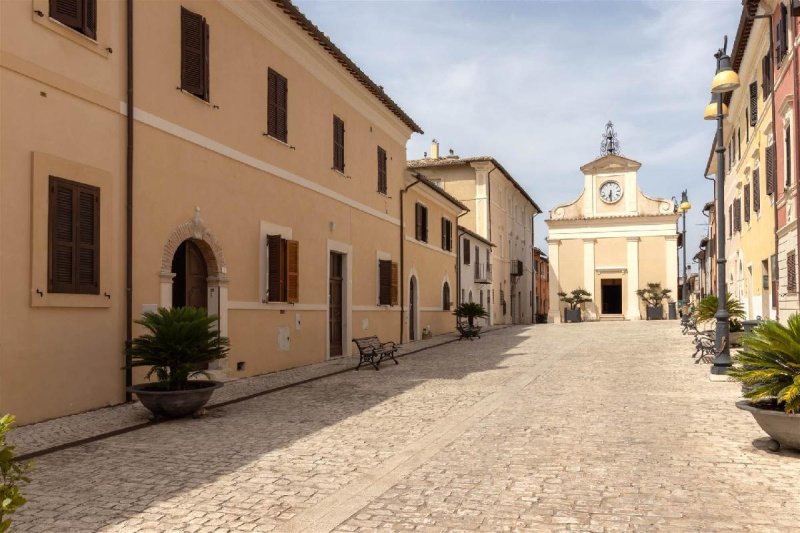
[11,322,800,532]
[8,329,481,457]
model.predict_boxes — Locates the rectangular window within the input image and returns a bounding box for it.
[744,184,751,223]
[377,146,387,194]
[414,203,428,242]
[333,115,345,172]
[378,260,398,306]
[267,68,288,142]
[463,238,471,264]
[734,198,742,232]
[267,235,299,303]
[766,143,776,194]
[776,4,789,64]
[749,82,758,126]
[788,250,797,293]
[786,126,793,186]
[728,205,733,237]
[737,128,741,160]
[48,176,99,294]
[762,53,772,100]
[50,0,96,39]
[441,218,452,251]
[753,168,761,213]
[181,7,209,101]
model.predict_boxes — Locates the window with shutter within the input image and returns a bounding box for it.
[286,240,299,303]
[181,7,209,101]
[463,238,471,264]
[786,126,793,186]
[48,176,99,294]
[377,146,387,194]
[442,282,451,311]
[333,116,345,172]
[749,82,758,126]
[378,260,392,305]
[414,203,428,242]
[390,262,398,306]
[762,53,772,100]
[766,144,776,194]
[744,184,751,223]
[267,69,288,142]
[50,0,96,39]
[734,198,742,232]
[788,250,797,293]
[441,218,452,251]
[267,235,285,302]
[753,168,761,213]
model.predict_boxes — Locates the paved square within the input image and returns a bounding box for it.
[13,322,800,532]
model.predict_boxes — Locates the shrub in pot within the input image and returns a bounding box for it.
[636,282,671,320]
[695,293,746,342]
[558,288,592,322]
[729,315,800,451]
[454,302,488,328]
[1,414,31,533]
[127,307,229,419]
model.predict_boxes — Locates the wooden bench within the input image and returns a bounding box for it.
[457,322,481,341]
[352,336,399,370]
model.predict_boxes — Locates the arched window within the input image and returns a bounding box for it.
[468,290,473,303]
[442,282,451,311]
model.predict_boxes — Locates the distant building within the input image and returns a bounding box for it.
[546,141,679,322]
[533,248,549,322]
[457,226,494,327]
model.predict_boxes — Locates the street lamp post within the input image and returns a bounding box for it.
[679,190,691,304]
[705,37,740,375]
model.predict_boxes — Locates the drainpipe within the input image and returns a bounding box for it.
[454,211,468,327]
[124,0,134,401]
[399,175,422,343]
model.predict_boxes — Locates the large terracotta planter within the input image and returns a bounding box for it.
[736,400,800,451]
[131,380,223,419]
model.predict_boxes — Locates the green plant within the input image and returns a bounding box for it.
[127,307,230,391]
[1,414,31,533]
[454,302,488,328]
[635,282,671,308]
[695,293,746,324]
[728,316,800,413]
[557,288,592,310]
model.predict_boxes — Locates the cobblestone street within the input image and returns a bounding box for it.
[13,322,800,532]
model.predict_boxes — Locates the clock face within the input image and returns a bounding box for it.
[599,181,623,204]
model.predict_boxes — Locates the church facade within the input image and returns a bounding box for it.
[546,152,680,322]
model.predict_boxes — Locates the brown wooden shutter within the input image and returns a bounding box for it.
[788,251,797,293]
[378,260,391,305]
[734,198,742,232]
[50,0,83,31]
[267,69,288,142]
[77,185,100,294]
[753,168,761,212]
[421,205,428,242]
[333,116,345,172]
[377,146,387,193]
[267,235,284,302]
[181,7,208,100]
[49,178,76,293]
[415,203,422,240]
[749,82,757,126]
[762,53,772,100]
[390,261,399,306]
[286,240,299,303]
[278,73,288,140]
[464,238,471,264]
[786,125,793,186]
[744,184,751,223]
[766,144,776,195]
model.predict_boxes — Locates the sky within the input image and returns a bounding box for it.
[295,0,743,272]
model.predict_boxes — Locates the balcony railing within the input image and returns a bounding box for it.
[474,262,492,284]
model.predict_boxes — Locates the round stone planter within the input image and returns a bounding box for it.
[131,380,223,419]
[736,400,800,451]
[729,331,744,346]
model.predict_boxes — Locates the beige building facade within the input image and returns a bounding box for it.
[408,145,542,325]
[1,0,463,424]
[547,154,680,322]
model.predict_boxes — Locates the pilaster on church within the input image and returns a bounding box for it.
[545,124,680,322]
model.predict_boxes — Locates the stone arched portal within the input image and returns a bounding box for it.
[159,208,229,338]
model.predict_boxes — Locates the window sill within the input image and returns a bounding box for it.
[263,133,294,149]
[332,168,349,179]
[177,88,216,108]
[33,9,110,58]
[32,291,112,308]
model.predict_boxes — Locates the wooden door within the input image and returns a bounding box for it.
[185,240,208,309]
[329,252,344,357]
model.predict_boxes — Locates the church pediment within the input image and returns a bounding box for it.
[579,153,642,175]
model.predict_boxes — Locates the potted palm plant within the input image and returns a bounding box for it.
[454,302,487,329]
[127,307,229,419]
[730,316,800,451]
[636,282,671,320]
[558,288,592,323]
[696,293,746,345]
